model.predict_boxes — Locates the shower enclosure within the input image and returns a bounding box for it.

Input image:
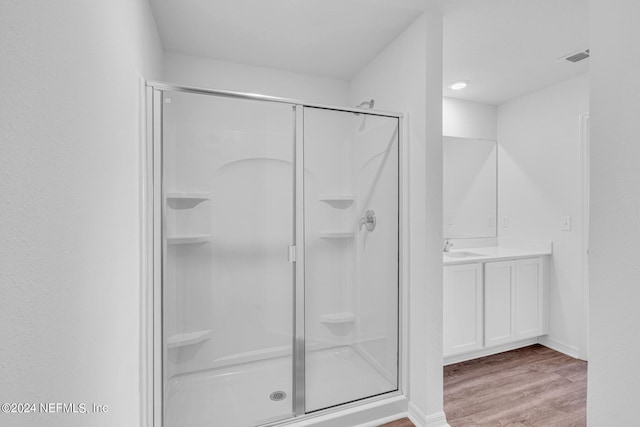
[148,83,401,427]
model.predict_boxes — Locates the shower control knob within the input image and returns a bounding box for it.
[360,210,377,232]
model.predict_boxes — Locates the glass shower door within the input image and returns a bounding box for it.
[303,107,399,412]
[161,90,295,427]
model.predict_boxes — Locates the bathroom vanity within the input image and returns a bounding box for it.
[442,243,552,365]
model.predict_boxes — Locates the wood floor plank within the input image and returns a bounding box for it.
[445,372,563,419]
[444,344,587,426]
[445,349,560,388]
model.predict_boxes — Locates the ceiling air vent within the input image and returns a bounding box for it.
[563,49,590,63]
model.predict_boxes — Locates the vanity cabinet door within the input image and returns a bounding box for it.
[515,257,546,339]
[443,263,483,357]
[484,261,516,347]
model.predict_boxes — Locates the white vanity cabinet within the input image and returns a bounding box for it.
[443,263,483,356]
[514,257,547,339]
[443,253,549,362]
[484,257,547,347]
[485,260,516,347]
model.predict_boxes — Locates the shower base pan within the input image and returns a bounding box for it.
[164,345,396,427]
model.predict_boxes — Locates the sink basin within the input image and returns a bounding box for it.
[443,251,483,258]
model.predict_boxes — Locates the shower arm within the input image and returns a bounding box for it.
[356,99,375,109]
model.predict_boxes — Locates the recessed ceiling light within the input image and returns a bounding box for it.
[448,80,469,90]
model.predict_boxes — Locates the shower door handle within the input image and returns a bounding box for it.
[359,210,376,232]
[288,245,297,263]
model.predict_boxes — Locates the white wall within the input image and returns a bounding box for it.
[164,51,349,106]
[497,74,589,359]
[443,97,497,140]
[350,12,446,425]
[0,2,163,426]
[588,1,640,424]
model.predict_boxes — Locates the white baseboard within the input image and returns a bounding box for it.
[408,402,450,427]
[538,336,581,359]
[443,336,583,366]
[444,338,538,365]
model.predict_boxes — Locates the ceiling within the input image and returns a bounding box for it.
[149,0,443,80]
[149,0,589,106]
[443,0,589,105]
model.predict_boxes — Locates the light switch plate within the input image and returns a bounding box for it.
[501,216,510,228]
[561,216,572,231]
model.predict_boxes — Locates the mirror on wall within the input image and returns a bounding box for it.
[443,136,497,239]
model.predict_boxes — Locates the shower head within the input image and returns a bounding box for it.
[356,99,375,109]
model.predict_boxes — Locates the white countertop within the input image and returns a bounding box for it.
[443,245,552,266]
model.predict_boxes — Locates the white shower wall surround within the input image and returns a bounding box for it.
[149,83,403,427]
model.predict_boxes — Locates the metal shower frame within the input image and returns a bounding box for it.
[144,81,407,427]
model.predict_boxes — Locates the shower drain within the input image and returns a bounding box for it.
[269,391,287,401]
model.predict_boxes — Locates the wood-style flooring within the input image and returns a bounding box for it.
[379,345,586,427]
[444,344,587,426]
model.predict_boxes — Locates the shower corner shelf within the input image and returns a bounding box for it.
[166,192,210,209]
[319,194,355,209]
[319,312,356,324]
[167,330,213,349]
[319,231,355,239]
[167,234,211,245]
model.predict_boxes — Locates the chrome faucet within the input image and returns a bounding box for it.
[443,238,453,252]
